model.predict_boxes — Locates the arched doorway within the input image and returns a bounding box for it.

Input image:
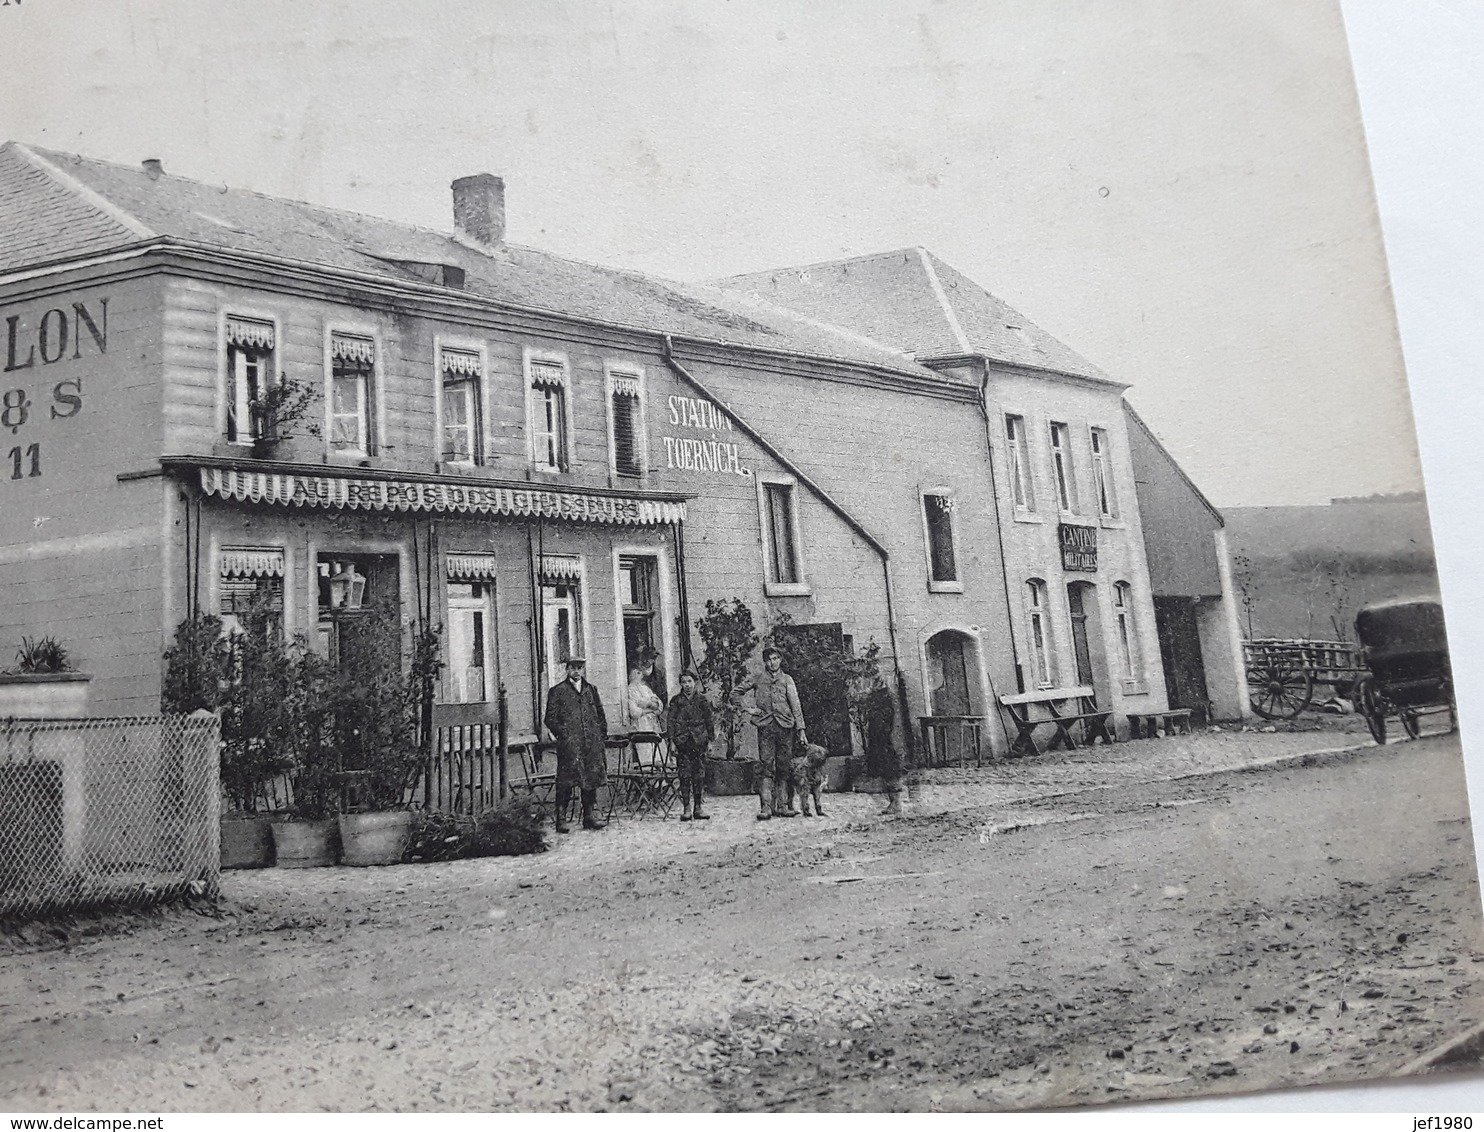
[924,629,986,764]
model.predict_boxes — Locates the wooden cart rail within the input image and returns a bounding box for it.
[1243,638,1366,720]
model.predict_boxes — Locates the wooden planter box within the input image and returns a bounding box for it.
[221,814,276,869]
[339,811,413,867]
[272,819,340,868]
[0,673,90,719]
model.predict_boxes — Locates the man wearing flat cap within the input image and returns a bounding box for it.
[543,654,608,833]
[745,644,807,820]
[667,665,715,822]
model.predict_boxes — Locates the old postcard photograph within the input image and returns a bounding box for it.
[0,0,1480,1116]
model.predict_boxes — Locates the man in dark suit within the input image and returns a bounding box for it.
[543,655,609,833]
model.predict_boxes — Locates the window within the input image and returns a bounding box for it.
[610,369,644,477]
[537,556,585,689]
[225,317,275,444]
[528,356,570,472]
[219,547,284,637]
[762,481,801,587]
[1113,581,1140,685]
[1049,422,1078,513]
[1025,579,1054,689]
[619,555,660,673]
[330,334,376,455]
[1090,427,1117,519]
[440,349,482,465]
[1005,414,1034,512]
[444,577,494,703]
[921,491,961,590]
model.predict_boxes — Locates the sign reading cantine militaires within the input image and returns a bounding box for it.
[1059,523,1097,572]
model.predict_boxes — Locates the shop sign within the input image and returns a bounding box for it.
[1059,523,1098,572]
[662,394,749,477]
[199,468,686,527]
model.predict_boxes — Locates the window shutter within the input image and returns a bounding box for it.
[612,391,641,476]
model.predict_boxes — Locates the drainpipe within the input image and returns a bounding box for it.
[660,335,915,755]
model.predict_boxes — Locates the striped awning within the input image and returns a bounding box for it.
[611,373,642,398]
[198,467,686,526]
[226,317,275,351]
[442,350,482,377]
[220,546,285,577]
[529,360,567,389]
[539,555,582,583]
[331,334,376,364]
[446,553,499,580]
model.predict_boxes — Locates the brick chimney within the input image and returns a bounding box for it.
[452,174,505,245]
[142,158,164,181]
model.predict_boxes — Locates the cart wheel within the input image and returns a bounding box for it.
[1356,677,1387,745]
[1400,710,1421,740]
[1247,666,1314,720]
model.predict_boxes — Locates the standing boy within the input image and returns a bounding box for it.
[747,645,807,820]
[667,666,715,821]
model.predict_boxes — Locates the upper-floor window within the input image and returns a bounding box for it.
[1090,427,1118,519]
[921,490,961,591]
[760,478,804,592]
[440,348,483,466]
[330,334,376,456]
[1025,578,1054,689]
[527,355,570,472]
[1049,422,1078,513]
[1005,414,1034,512]
[225,317,275,444]
[609,368,644,478]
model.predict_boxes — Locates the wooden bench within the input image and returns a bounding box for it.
[1126,709,1194,739]
[998,686,1115,757]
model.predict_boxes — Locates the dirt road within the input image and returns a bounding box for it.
[1,733,1480,1112]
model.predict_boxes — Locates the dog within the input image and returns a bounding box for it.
[789,742,830,817]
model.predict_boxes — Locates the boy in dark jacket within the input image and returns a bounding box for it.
[667,666,715,821]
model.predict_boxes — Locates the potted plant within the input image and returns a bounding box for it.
[247,372,319,461]
[273,646,344,868]
[0,636,91,718]
[332,610,442,867]
[695,598,759,796]
[163,610,297,869]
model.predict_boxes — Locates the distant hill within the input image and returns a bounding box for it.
[1223,498,1439,640]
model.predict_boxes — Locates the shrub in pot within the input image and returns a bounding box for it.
[330,611,442,867]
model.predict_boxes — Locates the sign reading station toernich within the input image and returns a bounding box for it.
[1059,523,1098,572]
[197,468,686,526]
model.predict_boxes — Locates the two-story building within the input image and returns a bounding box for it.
[0,141,1242,761]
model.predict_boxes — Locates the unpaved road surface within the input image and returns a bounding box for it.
[1,733,1481,1112]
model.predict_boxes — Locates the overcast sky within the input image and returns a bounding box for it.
[0,0,1426,507]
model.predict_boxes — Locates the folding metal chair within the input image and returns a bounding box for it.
[626,730,680,818]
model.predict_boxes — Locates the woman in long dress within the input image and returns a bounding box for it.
[626,666,666,766]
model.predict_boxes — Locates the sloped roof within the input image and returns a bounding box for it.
[715,246,1115,384]
[0,142,934,381]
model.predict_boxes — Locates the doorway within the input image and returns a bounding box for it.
[1065,581,1111,707]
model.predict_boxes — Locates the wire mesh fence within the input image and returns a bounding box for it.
[0,714,220,917]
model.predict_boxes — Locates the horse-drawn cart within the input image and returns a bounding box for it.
[1352,597,1455,744]
[1243,638,1366,720]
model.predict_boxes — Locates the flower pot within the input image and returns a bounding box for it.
[704,758,757,796]
[338,811,414,867]
[272,818,340,868]
[220,813,275,869]
[0,673,90,719]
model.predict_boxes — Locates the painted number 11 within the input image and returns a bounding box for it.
[9,443,39,479]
